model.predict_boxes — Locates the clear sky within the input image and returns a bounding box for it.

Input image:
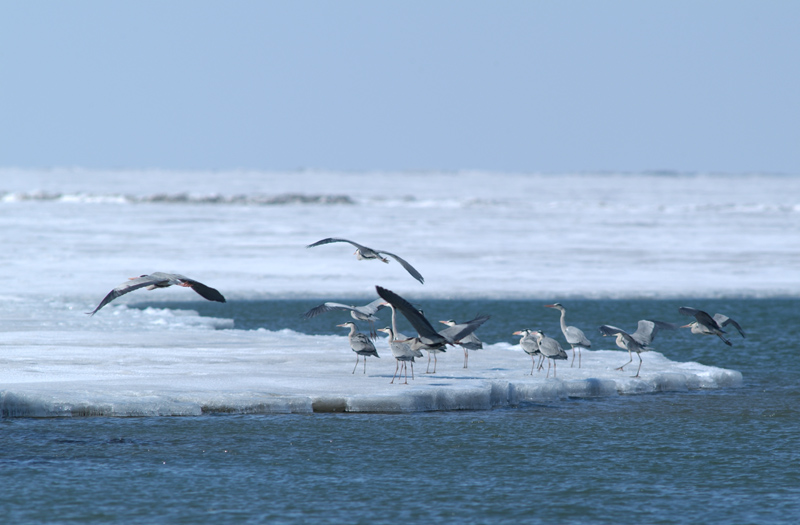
[1,1,798,173]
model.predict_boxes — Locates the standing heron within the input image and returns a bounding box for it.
[598,319,675,377]
[544,303,591,368]
[307,237,424,284]
[531,330,568,378]
[337,321,379,374]
[513,329,543,375]
[375,286,489,374]
[88,272,226,316]
[378,326,417,384]
[303,298,386,339]
[678,307,745,346]
[440,319,483,368]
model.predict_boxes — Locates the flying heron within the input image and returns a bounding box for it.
[88,272,226,316]
[513,329,543,375]
[531,330,568,378]
[440,319,483,369]
[375,286,489,374]
[337,321,379,374]
[545,303,591,368]
[303,298,386,339]
[307,237,424,284]
[678,307,745,346]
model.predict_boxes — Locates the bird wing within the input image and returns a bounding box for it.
[376,250,425,284]
[438,315,490,343]
[713,314,745,338]
[303,302,357,319]
[565,326,591,347]
[174,276,226,303]
[357,297,388,316]
[376,286,445,345]
[306,237,367,251]
[631,319,678,346]
[678,307,723,330]
[598,324,626,337]
[88,274,170,315]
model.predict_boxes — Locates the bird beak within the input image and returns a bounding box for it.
[680,323,691,328]
[512,331,522,335]
[336,323,346,327]
[544,304,555,308]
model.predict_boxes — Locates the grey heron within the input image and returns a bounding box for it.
[513,329,543,375]
[88,272,226,316]
[338,321,379,374]
[544,303,591,368]
[598,320,675,377]
[440,319,483,369]
[303,298,386,339]
[375,286,489,374]
[307,237,424,284]
[378,326,417,384]
[531,330,568,378]
[678,307,745,346]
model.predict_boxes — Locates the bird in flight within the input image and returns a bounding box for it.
[307,237,424,284]
[88,272,226,316]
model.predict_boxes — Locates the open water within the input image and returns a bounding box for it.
[2,297,798,523]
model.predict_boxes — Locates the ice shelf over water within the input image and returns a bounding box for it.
[1,327,742,416]
[1,169,788,415]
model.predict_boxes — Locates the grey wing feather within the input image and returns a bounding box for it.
[375,286,444,343]
[303,302,354,319]
[713,314,745,338]
[178,278,226,303]
[631,319,677,346]
[307,237,366,250]
[679,306,722,330]
[377,250,425,284]
[565,326,591,347]
[359,298,387,316]
[88,274,169,315]
[598,324,626,337]
[438,315,491,343]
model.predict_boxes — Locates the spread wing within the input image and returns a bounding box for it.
[713,314,745,338]
[376,250,425,284]
[307,237,367,251]
[679,306,722,330]
[438,315,490,343]
[303,302,358,319]
[88,274,170,316]
[376,286,445,345]
[631,319,678,346]
[177,277,226,303]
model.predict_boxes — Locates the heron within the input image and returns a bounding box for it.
[598,320,675,377]
[307,237,424,284]
[337,321,379,374]
[375,286,489,374]
[531,330,568,378]
[513,329,543,375]
[303,298,386,339]
[378,326,417,384]
[440,319,483,368]
[678,307,745,346]
[544,303,591,368]
[88,272,226,316]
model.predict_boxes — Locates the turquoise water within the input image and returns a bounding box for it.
[2,298,799,523]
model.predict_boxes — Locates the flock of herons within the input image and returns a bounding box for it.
[88,237,746,384]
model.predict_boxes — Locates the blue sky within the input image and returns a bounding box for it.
[1,1,798,173]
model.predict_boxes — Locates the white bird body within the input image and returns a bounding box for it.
[679,307,745,346]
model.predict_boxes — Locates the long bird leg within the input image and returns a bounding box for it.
[554,360,557,378]
[464,348,468,369]
[410,361,415,380]
[352,355,360,374]
[616,349,633,371]
[530,354,536,375]
[571,346,576,368]
[538,355,545,371]
[403,362,409,384]
[426,352,432,374]
[633,354,643,378]
[391,360,399,384]
[546,359,552,379]
[363,357,367,374]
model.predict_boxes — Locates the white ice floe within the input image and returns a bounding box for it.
[0,169,784,415]
[0,327,742,417]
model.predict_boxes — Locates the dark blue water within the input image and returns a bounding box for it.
[2,298,798,523]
